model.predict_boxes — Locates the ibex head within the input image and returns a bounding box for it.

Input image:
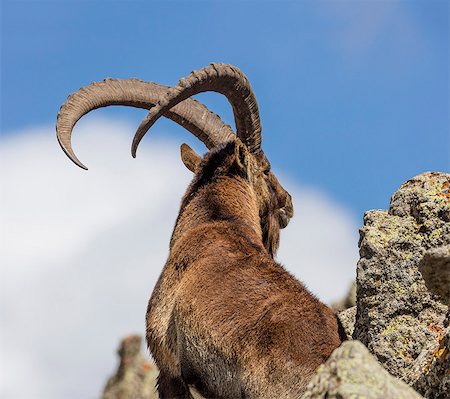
[57,63,293,256]
[179,138,292,256]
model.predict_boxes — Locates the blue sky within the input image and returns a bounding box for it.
[1,2,449,396]
[2,0,449,218]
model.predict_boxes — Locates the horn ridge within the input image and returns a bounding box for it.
[56,78,235,169]
[131,63,262,158]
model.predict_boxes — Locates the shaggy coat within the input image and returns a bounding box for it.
[146,141,344,399]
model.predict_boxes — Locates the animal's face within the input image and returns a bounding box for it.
[181,140,293,256]
[250,150,293,256]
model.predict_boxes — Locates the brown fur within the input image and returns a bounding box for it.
[146,140,343,399]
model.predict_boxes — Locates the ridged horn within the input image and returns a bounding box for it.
[56,78,235,169]
[132,63,262,158]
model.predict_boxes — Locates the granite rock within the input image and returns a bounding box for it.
[101,335,159,399]
[301,340,424,399]
[353,172,450,395]
[409,323,450,399]
[419,245,450,305]
[338,306,356,340]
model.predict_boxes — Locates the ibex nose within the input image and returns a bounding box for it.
[279,208,290,229]
[285,193,294,216]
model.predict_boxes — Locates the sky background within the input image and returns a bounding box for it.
[3,0,449,216]
[1,0,449,398]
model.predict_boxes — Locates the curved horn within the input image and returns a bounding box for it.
[56,78,235,169]
[132,63,262,158]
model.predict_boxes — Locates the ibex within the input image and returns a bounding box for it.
[57,63,344,399]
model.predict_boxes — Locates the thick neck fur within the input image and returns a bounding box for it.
[170,176,263,250]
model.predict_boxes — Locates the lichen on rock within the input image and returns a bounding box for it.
[419,245,450,306]
[409,323,450,399]
[301,340,424,399]
[337,306,356,340]
[353,172,450,396]
[101,335,159,399]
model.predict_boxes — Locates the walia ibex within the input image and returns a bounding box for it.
[57,63,344,398]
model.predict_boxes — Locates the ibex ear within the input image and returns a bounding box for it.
[180,143,202,173]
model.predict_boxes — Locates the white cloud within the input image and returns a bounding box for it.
[0,119,358,398]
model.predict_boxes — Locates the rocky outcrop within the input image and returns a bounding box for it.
[301,340,424,399]
[353,172,449,397]
[409,324,450,399]
[101,335,159,399]
[337,306,356,340]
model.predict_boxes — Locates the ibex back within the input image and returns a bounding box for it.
[57,63,344,399]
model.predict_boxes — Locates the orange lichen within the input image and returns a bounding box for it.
[428,323,444,335]
[142,361,152,371]
[424,329,449,373]
[437,180,450,200]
